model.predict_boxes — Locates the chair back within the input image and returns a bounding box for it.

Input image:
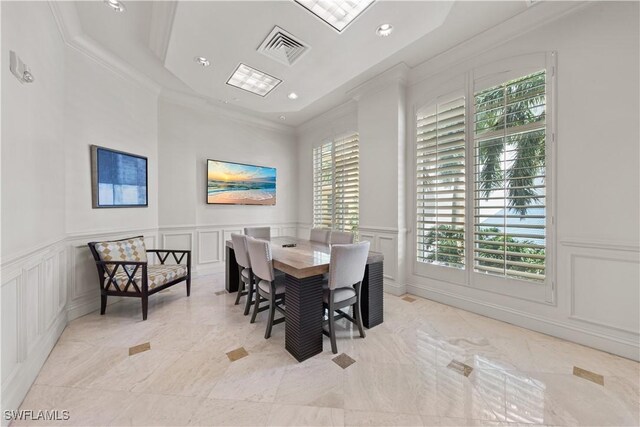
[88,236,147,273]
[310,227,330,244]
[328,241,370,290]
[231,233,251,269]
[330,231,354,245]
[247,236,275,282]
[244,227,270,240]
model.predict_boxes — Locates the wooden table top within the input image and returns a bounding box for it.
[226,236,383,279]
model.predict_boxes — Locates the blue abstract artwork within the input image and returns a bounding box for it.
[92,146,147,207]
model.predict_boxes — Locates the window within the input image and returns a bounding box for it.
[415,69,550,286]
[313,133,359,232]
[474,70,547,282]
[416,96,466,268]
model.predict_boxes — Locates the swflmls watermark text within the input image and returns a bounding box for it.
[4,410,70,421]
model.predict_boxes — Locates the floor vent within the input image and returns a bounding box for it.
[257,26,310,67]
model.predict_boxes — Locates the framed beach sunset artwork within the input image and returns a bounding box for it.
[207,159,276,205]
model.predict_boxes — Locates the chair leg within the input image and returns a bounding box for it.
[243,279,254,316]
[235,266,244,305]
[328,296,338,354]
[265,293,276,339]
[355,299,366,339]
[100,294,107,315]
[141,295,148,321]
[234,279,245,306]
[250,292,261,324]
[186,277,191,297]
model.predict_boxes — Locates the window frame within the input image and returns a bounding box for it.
[414,88,468,286]
[412,52,557,304]
[312,131,360,233]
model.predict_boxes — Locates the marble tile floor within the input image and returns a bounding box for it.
[13,273,639,426]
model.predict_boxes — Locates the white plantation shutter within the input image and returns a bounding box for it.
[334,134,359,232]
[416,97,466,268]
[473,70,547,282]
[313,133,359,232]
[313,142,333,229]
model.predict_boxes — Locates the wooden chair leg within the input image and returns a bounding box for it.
[141,295,148,321]
[234,279,245,306]
[355,299,366,338]
[243,280,254,316]
[250,291,261,324]
[328,296,338,354]
[265,293,276,339]
[100,294,107,315]
[235,265,245,305]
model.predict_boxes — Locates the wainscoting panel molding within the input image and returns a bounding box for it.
[160,223,299,275]
[566,242,640,336]
[197,230,221,265]
[1,240,68,419]
[406,238,640,361]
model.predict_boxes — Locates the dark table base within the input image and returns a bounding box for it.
[225,246,239,293]
[284,274,324,362]
[361,261,384,328]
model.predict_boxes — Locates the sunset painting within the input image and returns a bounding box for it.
[207,160,276,205]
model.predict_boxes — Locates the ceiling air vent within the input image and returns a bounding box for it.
[257,26,310,67]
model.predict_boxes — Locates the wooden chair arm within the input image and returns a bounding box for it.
[145,250,191,268]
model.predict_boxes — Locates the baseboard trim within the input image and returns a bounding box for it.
[406,283,640,361]
[383,279,406,296]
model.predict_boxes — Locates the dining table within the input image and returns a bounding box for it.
[225,236,384,362]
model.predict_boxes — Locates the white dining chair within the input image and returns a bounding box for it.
[230,233,255,316]
[310,227,331,244]
[330,230,354,244]
[244,226,270,240]
[323,241,370,354]
[247,236,286,339]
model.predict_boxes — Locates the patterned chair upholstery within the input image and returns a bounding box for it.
[88,236,191,320]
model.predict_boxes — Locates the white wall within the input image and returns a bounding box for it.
[157,97,298,274]
[1,1,66,259]
[64,48,159,236]
[404,2,639,360]
[1,1,68,417]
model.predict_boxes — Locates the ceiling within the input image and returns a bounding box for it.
[68,0,577,127]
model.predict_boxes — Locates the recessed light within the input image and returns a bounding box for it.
[279,115,286,121]
[194,56,210,67]
[295,0,375,33]
[288,92,298,100]
[226,63,282,97]
[376,23,393,37]
[104,0,126,13]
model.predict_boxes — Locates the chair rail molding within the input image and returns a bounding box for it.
[159,222,300,277]
[405,236,640,361]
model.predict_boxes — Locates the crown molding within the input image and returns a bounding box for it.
[48,1,162,95]
[296,100,357,135]
[347,62,410,102]
[149,0,177,62]
[160,88,295,135]
[408,1,588,86]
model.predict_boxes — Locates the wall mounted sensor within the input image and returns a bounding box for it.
[9,51,35,84]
